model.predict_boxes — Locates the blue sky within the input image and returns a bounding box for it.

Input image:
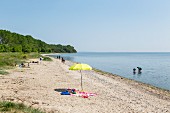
[0,0,170,52]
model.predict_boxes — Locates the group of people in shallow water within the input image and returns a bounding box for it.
[133,67,142,74]
[56,55,65,63]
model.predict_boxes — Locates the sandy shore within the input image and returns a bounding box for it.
[0,57,170,113]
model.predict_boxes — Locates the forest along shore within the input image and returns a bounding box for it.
[0,56,170,113]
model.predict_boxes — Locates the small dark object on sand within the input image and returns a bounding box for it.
[32,61,39,64]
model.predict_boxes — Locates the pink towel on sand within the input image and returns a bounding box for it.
[70,91,97,98]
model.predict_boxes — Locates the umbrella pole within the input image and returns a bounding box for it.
[80,70,83,91]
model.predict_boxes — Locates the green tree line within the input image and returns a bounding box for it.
[0,30,77,53]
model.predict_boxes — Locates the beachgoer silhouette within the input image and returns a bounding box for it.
[133,68,136,74]
[137,67,142,74]
[20,62,25,67]
[61,57,65,63]
[40,57,42,61]
[39,57,43,64]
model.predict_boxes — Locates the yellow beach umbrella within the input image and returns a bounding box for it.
[69,63,92,90]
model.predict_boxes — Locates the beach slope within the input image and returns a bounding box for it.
[0,57,170,113]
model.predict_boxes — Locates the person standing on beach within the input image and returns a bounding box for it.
[61,57,65,63]
[40,57,43,64]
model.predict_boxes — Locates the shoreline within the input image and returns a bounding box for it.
[61,57,170,100]
[50,52,170,92]
[92,68,170,100]
[0,55,170,113]
[52,54,170,93]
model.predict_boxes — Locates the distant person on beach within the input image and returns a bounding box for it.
[40,57,43,64]
[19,62,25,67]
[61,57,65,63]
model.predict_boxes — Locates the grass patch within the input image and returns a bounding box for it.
[42,56,52,61]
[26,53,41,59]
[93,68,112,75]
[0,101,44,113]
[0,70,9,75]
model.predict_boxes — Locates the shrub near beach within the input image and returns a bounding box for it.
[0,101,44,113]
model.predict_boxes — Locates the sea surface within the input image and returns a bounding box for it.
[50,52,170,91]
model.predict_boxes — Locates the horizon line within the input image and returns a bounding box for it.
[77,51,170,53]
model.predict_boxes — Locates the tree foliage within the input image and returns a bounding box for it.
[0,30,77,53]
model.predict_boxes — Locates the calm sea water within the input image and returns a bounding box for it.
[51,52,170,91]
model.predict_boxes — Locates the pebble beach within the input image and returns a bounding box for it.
[0,56,170,113]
